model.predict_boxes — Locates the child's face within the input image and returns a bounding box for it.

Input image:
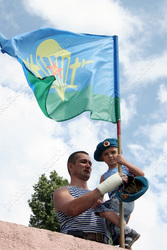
[100,147,118,167]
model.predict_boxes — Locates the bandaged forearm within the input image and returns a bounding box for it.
[96,173,123,195]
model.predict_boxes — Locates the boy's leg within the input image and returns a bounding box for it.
[98,211,124,228]
[98,211,140,249]
[95,199,139,248]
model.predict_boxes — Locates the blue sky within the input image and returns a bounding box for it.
[0,0,167,249]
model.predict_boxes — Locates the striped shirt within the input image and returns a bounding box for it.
[56,186,110,239]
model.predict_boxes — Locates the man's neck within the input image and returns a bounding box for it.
[70,178,89,190]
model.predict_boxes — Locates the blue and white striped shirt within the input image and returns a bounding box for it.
[56,186,110,239]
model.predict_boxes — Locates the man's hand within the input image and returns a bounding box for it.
[119,173,128,183]
[96,173,123,195]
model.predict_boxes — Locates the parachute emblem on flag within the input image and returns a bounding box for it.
[22,39,94,101]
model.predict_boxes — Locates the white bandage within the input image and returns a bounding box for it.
[96,173,123,195]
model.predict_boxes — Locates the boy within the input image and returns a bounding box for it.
[94,138,145,249]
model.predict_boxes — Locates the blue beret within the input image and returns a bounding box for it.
[94,138,118,161]
[116,176,149,202]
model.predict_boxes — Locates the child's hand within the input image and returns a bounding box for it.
[116,154,127,165]
[93,199,103,210]
[116,154,144,176]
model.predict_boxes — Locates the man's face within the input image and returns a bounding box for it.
[101,147,118,167]
[71,153,92,181]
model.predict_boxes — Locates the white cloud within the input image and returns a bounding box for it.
[148,52,167,81]
[0,53,27,90]
[121,50,167,93]
[122,58,156,92]
[157,84,167,103]
[137,121,167,148]
[121,94,137,126]
[144,142,167,178]
[23,0,142,37]
[130,192,167,250]
[127,144,147,165]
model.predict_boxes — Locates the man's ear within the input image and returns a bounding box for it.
[68,162,73,172]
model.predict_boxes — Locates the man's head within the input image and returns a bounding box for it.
[94,138,118,162]
[67,151,92,181]
[67,151,89,165]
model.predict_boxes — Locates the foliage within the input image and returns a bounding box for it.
[28,170,69,232]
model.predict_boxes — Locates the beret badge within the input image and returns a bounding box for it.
[103,141,110,147]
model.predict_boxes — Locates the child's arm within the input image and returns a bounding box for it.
[116,154,144,176]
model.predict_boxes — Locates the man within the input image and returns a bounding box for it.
[54,151,127,245]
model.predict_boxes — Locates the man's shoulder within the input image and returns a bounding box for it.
[54,186,70,196]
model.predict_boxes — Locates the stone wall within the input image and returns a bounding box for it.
[0,220,125,250]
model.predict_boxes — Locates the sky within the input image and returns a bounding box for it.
[0,0,167,249]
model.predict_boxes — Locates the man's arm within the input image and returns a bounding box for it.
[54,173,125,217]
[100,174,104,183]
[93,174,105,210]
[54,186,102,216]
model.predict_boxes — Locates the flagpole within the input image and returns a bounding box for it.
[114,35,124,248]
[117,120,125,248]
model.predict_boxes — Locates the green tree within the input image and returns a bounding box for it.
[28,170,69,232]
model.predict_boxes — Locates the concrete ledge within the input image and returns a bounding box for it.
[0,220,125,249]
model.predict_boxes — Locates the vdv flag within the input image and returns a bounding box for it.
[0,27,120,123]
